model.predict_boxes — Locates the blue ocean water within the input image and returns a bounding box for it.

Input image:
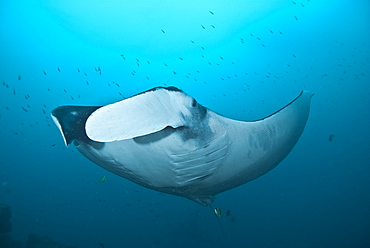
[0,0,369,247]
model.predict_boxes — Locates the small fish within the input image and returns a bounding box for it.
[58,67,60,72]
[43,70,47,75]
[173,71,177,75]
[21,106,28,112]
[214,208,222,217]
[294,16,298,20]
[226,209,232,216]
[211,25,215,28]
[179,57,183,60]
[201,24,205,29]
[328,134,335,142]
[18,75,21,80]
[209,10,214,15]
[77,68,80,72]
[99,176,107,183]
[98,242,105,248]
[121,55,126,60]
[161,29,166,34]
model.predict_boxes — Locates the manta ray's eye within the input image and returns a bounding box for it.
[192,99,197,107]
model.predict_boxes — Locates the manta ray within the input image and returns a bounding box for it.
[51,86,313,205]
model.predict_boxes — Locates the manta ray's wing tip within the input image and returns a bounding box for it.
[301,90,314,98]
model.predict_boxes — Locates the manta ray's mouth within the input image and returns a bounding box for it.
[51,105,100,146]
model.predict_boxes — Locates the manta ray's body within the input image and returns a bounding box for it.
[52,86,313,205]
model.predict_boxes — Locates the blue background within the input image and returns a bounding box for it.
[0,0,369,247]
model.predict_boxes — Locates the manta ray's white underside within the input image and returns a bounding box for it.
[52,86,313,205]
